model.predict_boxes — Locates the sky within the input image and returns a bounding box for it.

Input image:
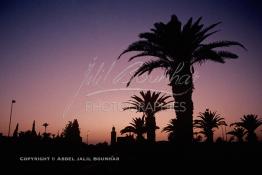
[0,0,262,144]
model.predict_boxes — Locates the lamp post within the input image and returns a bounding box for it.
[86,130,90,145]
[8,100,16,137]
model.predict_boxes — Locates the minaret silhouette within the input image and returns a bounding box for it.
[111,126,116,145]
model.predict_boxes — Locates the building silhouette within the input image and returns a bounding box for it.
[111,126,116,145]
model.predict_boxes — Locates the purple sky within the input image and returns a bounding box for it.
[0,0,262,143]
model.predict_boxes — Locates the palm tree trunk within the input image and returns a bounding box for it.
[171,64,193,144]
[248,131,257,143]
[206,132,213,143]
[145,115,156,143]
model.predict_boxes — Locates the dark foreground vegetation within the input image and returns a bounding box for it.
[1,138,261,174]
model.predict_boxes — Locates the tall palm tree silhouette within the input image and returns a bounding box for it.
[43,123,49,133]
[231,114,262,143]
[194,109,226,143]
[227,126,246,142]
[123,91,172,142]
[162,119,177,142]
[118,15,245,144]
[120,117,146,142]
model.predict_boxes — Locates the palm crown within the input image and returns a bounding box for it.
[232,114,262,132]
[118,15,246,86]
[123,91,173,115]
[120,117,146,141]
[227,126,246,142]
[194,109,226,143]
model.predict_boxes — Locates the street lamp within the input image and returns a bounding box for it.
[8,100,16,137]
[86,130,90,145]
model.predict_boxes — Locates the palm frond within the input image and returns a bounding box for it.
[127,60,168,87]
[201,40,246,50]
[118,15,245,88]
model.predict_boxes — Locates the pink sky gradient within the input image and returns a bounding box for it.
[0,0,262,143]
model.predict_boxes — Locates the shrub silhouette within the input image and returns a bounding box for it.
[62,119,82,144]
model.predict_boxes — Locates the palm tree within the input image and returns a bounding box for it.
[162,119,177,142]
[194,109,226,143]
[43,123,49,133]
[120,117,146,142]
[123,91,172,142]
[227,126,246,142]
[231,114,262,143]
[118,15,245,144]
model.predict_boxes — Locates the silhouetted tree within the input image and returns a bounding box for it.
[231,114,262,143]
[31,120,37,137]
[162,119,177,142]
[121,117,146,142]
[118,15,245,144]
[123,91,172,142]
[194,109,226,143]
[62,119,82,144]
[227,126,246,142]
[12,123,19,138]
[42,123,49,133]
